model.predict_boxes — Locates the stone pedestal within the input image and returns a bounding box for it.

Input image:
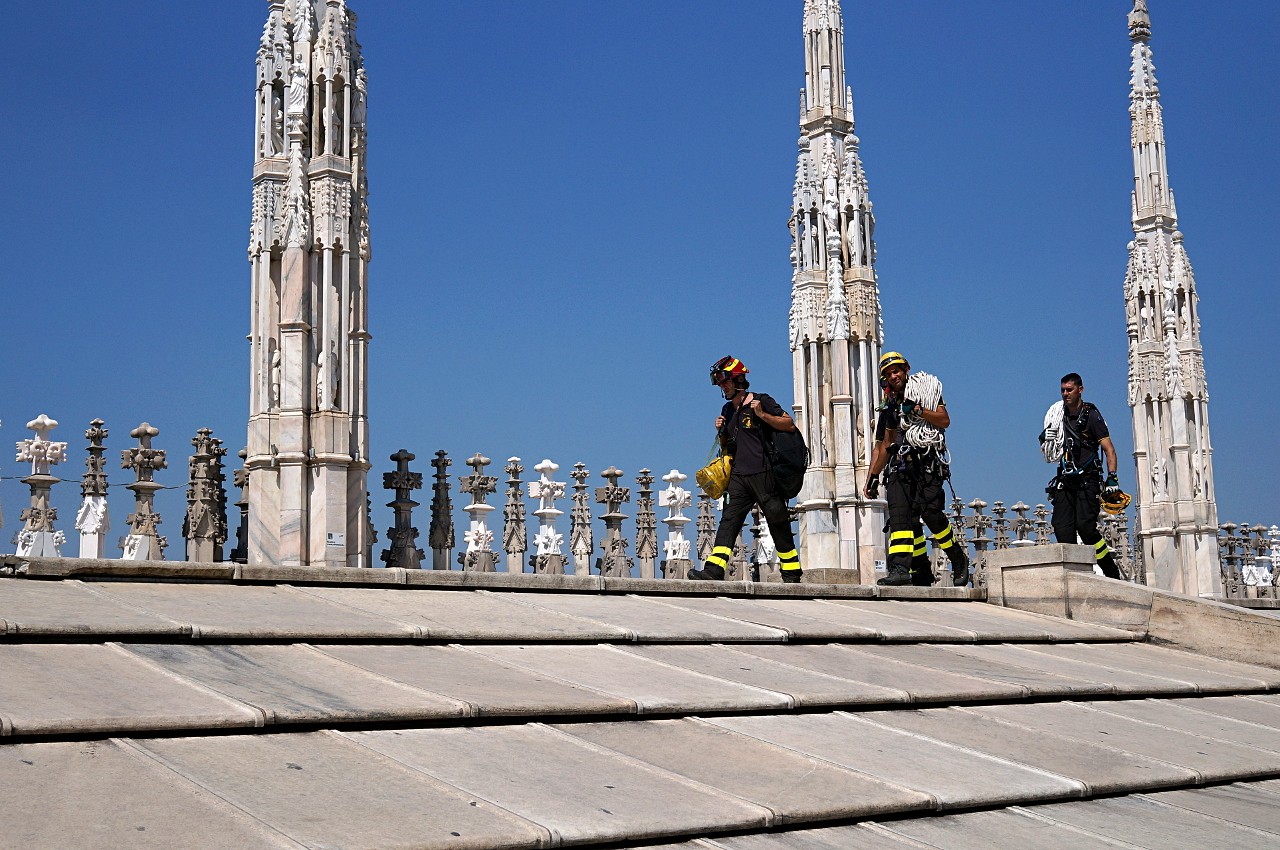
[985,543,1095,618]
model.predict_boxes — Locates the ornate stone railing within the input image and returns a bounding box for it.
[1218,523,1280,599]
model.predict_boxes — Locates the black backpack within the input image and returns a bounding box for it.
[765,426,809,500]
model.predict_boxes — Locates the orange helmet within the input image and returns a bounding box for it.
[710,356,749,386]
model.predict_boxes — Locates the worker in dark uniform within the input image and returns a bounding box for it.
[864,351,971,587]
[689,356,803,583]
[1044,372,1122,579]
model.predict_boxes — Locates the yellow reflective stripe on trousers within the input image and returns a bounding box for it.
[1094,539,1110,560]
[707,545,733,567]
[913,533,927,556]
[934,525,956,549]
[777,548,801,569]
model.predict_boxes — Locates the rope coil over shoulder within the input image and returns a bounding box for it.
[900,372,946,454]
[1040,401,1064,463]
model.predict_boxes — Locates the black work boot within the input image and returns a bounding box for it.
[950,550,971,587]
[687,564,726,581]
[878,564,912,586]
[780,569,803,584]
[910,554,935,587]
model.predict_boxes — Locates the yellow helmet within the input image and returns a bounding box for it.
[879,351,910,376]
[1100,489,1132,515]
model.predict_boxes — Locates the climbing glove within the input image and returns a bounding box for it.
[1104,473,1120,494]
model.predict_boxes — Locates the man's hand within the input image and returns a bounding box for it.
[1104,473,1120,494]
[714,416,726,430]
[864,476,880,499]
[900,399,917,417]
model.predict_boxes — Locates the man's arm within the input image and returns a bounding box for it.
[916,401,950,430]
[863,432,893,498]
[747,396,797,432]
[1099,435,1118,477]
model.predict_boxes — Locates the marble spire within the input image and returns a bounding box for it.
[1122,0,1219,595]
[789,0,885,580]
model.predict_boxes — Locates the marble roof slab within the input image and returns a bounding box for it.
[0,578,184,637]
[135,730,547,849]
[1089,697,1280,755]
[880,807,1133,849]
[824,600,1102,641]
[0,739,304,849]
[512,593,789,641]
[732,644,1027,702]
[1027,794,1280,849]
[473,644,792,713]
[617,644,910,707]
[347,724,773,844]
[1167,694,1280,727]
[0,643,259,736]
[552,717,933,824]
[317,644,635,717]
[864,706,1198,794]
[121,643,468,725]
[1027,642,1279,691]
[642,596,881,639]
[796,600,977,641]
[948,641,1201,695]
[849,643,1116,697]
[712,712,1084,808]
[293,586,632,641]
[1143,782,1280,837]
[84,582,417,639]
[971,700,1280,783]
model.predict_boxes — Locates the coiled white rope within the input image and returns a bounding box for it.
[900,372,947,453]
[1040,401,1064,463]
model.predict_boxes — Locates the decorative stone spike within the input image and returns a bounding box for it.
[695,493,717,563]
[120,422,167,560]
[569,463,592,577]
[14,414,68,558]
[230,449,249,564]
[75,419,111,559]
[1033,504,1052,544]
[527,459,566,576]
[457,453,498,572]
[381,449,424,570]
[1010,501,1033,546]
[658,469,692,580]
[502,457,527,573]
[728,538,749,581]
[991,501,1009,549]
[593,466,632,578]
[751,507,780,583]
[634,469,657,579]
[965,499,992,590]
[428,450,454,570]
[184,428,229,562]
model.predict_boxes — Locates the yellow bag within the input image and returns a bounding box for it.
[695,437,732,499]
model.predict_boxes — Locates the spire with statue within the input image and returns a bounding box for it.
[1122,0,1220,595]
[788,0,885,580]
[245,0,372,568]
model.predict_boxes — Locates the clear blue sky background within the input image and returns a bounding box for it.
[2,1,1276,557]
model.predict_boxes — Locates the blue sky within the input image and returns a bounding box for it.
[2,1,1277,557]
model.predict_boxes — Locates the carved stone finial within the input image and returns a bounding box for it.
[381,449,424,570]
[659,469,693,579]
[14,414,68,557]
[457,453,498,572]
[1128,0,1151,43]
[568,462,593,576]
[120,422,167,560]
[428,450,455,570]
[594,467,632,577]
[527,459,566,575]
[183,428,229,563]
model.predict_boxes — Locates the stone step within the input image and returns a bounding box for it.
[0,579,1135,644]
[9,712,1280,849]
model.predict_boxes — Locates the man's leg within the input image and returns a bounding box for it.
[920,474,969,586]
[751,473,802,583]
[879,473,915,586]
[910,523,934,586]
[1075,480,1121,579]
[1049,485,1078,544]
[689,475,753,580]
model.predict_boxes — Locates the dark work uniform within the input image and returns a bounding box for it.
[875,397,967,585]
[705,393,801,577]
[1048,402,1119,578]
